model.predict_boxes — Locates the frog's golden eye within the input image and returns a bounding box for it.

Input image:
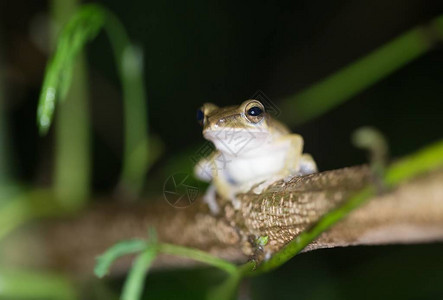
[245,100,265,123]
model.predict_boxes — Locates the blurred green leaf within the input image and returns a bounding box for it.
[37,4,105,134]
[352,127,389,180]
[0,38,10,186]
[0,188,59,242]
[279,15,443,125]
[39,3,153,197]
[96,231,239,300]
[386,139,443,185]
[0,268,77,300]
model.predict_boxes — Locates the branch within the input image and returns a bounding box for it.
[37,162,443,275]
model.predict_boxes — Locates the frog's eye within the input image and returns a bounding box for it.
[244,100,265,123]
[247,106,263,116]
[197,108,205,126]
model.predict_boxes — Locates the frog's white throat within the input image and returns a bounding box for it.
[204,129,273,157]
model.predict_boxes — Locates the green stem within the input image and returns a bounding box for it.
[94,239,148,278]
[208,261,256,300]
[158,243,238,275]
[54,55,90,209]
[207,272,242,300]
[102,10,150,195]
[121,247,157,300]
[280,15,443,125]
[51,0,91,210]
[0,31,10,186]
[244,139,443,275]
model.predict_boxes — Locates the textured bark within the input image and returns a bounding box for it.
[35,165,443,275]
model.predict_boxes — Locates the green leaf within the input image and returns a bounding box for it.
[38,3,153,196]
[94,239,147,278]
[121,247,157,300]
[37,4,105,135]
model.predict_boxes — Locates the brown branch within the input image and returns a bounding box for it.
[20,165,443,274]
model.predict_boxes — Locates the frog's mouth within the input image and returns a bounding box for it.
[203,128,269,140]
[203,128,271,156]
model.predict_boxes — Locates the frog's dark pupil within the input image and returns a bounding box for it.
[247,106,263,116]
[197,109,204,124]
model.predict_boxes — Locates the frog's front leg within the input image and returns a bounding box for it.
[252,134,312,194]
[194,153,216,182]
[203,174,236,215]
[284,133,304,175]
[195,151,236,214]
[202,184,219,214]
[195,152,220,214]
[299,153,318,175]
[212,167,242,211]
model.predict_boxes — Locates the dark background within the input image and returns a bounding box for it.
[1,0,443,299]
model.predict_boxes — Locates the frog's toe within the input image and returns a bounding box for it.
[252,177,280,194]
[203,185,220,215]
[252,185,264,194]
[283,175,293,183]
[194,161,213,182]
[299,153,318,175]
[231,196,241,210]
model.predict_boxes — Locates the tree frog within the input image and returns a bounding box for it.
[194,99,317,214]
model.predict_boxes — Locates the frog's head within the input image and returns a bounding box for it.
[197,100,284,155]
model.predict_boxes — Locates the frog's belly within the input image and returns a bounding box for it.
[225,148,288,185]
